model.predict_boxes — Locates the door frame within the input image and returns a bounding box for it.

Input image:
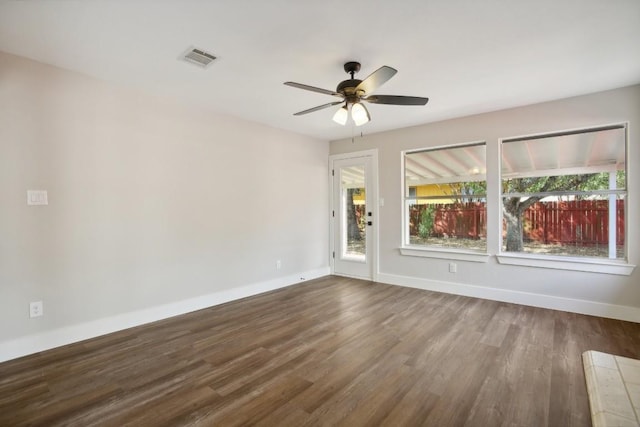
[329,149,379,281]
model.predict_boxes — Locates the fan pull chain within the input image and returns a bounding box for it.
[350,125,364,144]
[351,120,355,143]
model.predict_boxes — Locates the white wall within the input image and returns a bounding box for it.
[331,85,640,320]
[0,51,329,361]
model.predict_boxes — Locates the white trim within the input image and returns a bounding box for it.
[333,272,373,281]
[397,246,634,274]
[399,246,490,263]
[500,122,627,144]
[498,122,631,266]
[377,272,640,323]
[404,140,487,155]
[496,253,635,276]
[329,149,379,282]
[329,149,379,161]
[608,172,617,259]
[0,267,329,363]
[400,141,488,249]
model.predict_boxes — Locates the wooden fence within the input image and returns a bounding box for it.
[409,202,486,240]
[523,200,625,246]
[409,200,625,246]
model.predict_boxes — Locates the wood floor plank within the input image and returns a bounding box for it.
[547,311,593,426]
[329,355,416,426]
[1,275,639,426]
[379,377,441,426]
[421,342,499,426]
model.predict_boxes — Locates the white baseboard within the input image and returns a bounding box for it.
[376,272,640,323]
[0,267,329,363]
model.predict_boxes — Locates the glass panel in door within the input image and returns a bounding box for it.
[342,166,366,260]
[333,156,373,280]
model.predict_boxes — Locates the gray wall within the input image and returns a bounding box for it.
[331,85,640,317]
[0,51,329,359]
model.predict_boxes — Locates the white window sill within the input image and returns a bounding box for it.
[399,246,635,275]
[399,246,490,263]
[496,253,635,276]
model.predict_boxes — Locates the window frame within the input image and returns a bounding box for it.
[398,124,635,275]
[401,141,490,263]
[496,123,633,275]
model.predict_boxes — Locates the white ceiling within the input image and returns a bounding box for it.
[1,1,639,142]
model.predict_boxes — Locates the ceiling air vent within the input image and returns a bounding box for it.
[182,47,217,68]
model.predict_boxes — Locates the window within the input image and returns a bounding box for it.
[501,125,627,260]
[404,142,487,252]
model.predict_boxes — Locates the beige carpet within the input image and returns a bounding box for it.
[583,350,640,426]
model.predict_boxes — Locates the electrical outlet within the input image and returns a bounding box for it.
[276,260,281,270]
[449,262,457,273]
[30,301,43,318]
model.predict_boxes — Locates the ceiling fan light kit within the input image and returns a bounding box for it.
[285,61,428,126]
[332,104,349,125]
[351,102,370,126]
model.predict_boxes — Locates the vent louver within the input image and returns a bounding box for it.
[182,47,217,68]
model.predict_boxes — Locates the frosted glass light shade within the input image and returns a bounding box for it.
[351,102,370,126]
[332,105,348,125]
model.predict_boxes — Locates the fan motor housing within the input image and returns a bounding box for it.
[336,79,362,96]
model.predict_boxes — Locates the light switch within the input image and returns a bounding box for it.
[27,190,48,206]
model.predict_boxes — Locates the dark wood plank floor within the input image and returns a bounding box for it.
[2,276,640,426]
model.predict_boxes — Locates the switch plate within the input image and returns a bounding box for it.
[27,190,48,206]
[276,260,281,270]
[30,301,43,318]
[449,262,457,273]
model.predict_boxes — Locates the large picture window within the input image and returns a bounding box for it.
[501,125,627,260]
[404,143,487,252]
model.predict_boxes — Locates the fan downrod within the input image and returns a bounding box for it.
[343,61,361,78]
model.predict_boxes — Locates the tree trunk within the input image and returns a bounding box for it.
[504,208,524,252]
[503,196,540,252]
[347,189,361,241]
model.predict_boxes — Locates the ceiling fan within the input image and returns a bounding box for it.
[284,61,429,126]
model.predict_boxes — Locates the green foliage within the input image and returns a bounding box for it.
[501,170,625,252]
[502,171,625,195]
[418,205,435,238]
[446,181,487,202]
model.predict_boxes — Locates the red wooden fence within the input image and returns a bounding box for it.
[409,200,625,246]
[523,200,625,246]
[409,202,486,240]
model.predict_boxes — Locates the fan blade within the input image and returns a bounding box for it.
[293,101,343,116]
[364,95,429,106]
[284,82,343,97]
[355,66,397,94]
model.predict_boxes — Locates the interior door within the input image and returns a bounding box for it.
[332,155,374,279]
